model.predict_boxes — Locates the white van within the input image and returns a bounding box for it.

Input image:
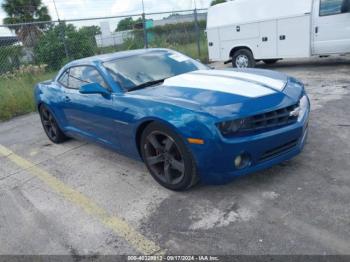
[206,0,350,68]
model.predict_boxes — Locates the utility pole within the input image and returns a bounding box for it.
[193,0,197,9]
[52,0,69,59]
[141,0,148,48]
[142,0,145,14]
[193,0,201,59]
[52,0,60,20]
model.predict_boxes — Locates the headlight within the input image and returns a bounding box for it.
[298,95,309,121]
[217,118,249,135]
[217,95,309,136]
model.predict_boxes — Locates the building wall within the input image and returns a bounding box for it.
[95,12,207,48]
[95,30,133,48]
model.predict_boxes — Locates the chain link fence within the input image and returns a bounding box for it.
[0,8,208,76]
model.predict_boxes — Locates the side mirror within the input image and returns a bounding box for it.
[79,82,109,96]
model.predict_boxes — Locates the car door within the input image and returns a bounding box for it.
[51,69,71,128]
[313,0,350,54]
[60,65,121,148]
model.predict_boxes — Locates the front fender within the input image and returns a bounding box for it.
[133,107,220,170]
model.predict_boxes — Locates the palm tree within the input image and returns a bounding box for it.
[2,0,51,47]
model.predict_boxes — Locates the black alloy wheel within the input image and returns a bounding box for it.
[39,105,68,143]
[141,123,198,190]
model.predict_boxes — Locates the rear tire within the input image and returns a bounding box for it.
[232,49,255,68]
[39,104,68,144]
[263,59,279,65]
[140,122,198,191]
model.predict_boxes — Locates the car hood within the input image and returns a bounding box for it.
[131,69,303,119]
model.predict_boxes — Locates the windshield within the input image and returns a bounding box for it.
[103,50,208,91]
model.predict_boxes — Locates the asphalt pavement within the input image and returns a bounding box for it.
[0,56,350,257]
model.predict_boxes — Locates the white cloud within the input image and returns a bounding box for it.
[0,6,5,21]
[111,1,139,15]
[46,0,211,20]
[0,0,212,30]
[0,5,13,35]
[43,0,89,20]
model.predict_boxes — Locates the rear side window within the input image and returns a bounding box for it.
[320,0,350,16]
[58,70,69,87]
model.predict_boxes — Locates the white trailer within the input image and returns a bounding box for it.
[206,0,350,68]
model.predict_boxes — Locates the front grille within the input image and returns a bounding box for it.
[242,103,300,133]
[259,139,298,162]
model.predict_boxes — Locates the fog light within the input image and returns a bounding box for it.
[234,153,251,169]
[234,155,242,168]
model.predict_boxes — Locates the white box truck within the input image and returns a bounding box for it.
[207,0,350,68]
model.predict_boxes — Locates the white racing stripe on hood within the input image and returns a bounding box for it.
[163,72,276,98]
[192,70,286,91]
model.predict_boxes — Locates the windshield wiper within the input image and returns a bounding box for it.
[127,78,166,92]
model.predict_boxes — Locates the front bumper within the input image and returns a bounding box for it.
[191,104,310,185]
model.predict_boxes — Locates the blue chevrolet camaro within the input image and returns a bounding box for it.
[35,48,310,190]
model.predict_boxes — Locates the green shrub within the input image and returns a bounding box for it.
[0,46,22,74]
[148,20,206,46]
[34,24,98,70]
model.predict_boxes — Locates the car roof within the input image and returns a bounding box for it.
[66,48,172,67]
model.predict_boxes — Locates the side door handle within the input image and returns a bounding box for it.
[279,35,286,40]
[315,26,319,34]
[65,96,71,102]
[262,37,268,42]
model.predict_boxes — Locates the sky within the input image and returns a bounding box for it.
[0,0,212,35]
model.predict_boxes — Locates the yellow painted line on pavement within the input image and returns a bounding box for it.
[0,144,164,255]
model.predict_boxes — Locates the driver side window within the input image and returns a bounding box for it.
[61,66,109,90]
[68,67,90,89]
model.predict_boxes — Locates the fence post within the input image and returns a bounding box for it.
[194,8,201,59]
[59,20,69,59]
[142,13,148,48]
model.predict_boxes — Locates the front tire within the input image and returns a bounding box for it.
[140,122,198,191]
[39,104,68,144]
[232,49,255,68]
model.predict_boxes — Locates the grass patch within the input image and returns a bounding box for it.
[98,36,209,63]
[172,41,209,64]
[0,71,57,122]
[148,37,209,63]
